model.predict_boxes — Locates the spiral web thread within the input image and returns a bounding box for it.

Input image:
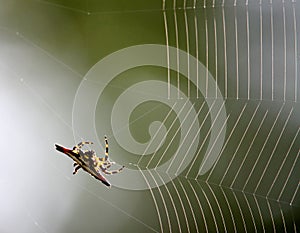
[137,0,300,232]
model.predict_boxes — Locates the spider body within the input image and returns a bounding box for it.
[55,136,124,187]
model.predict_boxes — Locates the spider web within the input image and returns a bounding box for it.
[0,0,299,232]
[146,1,300,232]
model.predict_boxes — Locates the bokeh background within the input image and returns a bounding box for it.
[0,0,299,232]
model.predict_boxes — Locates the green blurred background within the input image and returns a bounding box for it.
[0,0,299,232]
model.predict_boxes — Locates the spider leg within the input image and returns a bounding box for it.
[73,165,81,175]
[73,141,93,151]
[102,161,115,169]
[105,163,112,170]
[104,136,109,161]
[100,164,107,173]
[73,162,78,167]
[102,165,125,175]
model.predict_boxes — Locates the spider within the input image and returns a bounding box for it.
[55,136,124,187]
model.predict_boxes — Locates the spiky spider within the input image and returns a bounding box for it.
[55,136,124,187]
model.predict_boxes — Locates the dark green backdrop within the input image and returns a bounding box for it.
[0,0,299,232]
